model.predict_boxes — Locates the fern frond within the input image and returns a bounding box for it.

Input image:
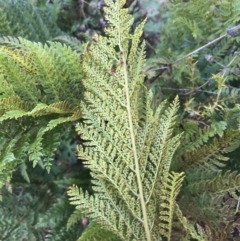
[44,111,82,133]
[28,128,45,168]
[0,36,84,177]
[0,37,83,105]
[0,138,17,188]
[178,120,227,155]
[68,0,183,240]
[159,172,185,240]
[177,130,240,171]
[67,208,83,231]
[0,129,33,189]
[19,162,30,183]
[186,170,240,199]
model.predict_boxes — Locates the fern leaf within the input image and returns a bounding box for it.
[177,130,240,171]
[44,111,82,133]
[0,137,19,188]
[0,110,28,121]
[159,172,184,239]
[0,36,84,175]
[19,162,30,183]
[0,0,62,42]
[28,128,45,168]
[186,170,240,199]
[68,0,183,240]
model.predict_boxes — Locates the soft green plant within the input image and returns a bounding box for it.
[0,0,62,42]
[0,164,88,241]
[147,0,240,111]
[67,0,185,240]
[0,1,90,240]
[0,36,83,186]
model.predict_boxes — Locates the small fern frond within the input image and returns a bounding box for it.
[44,111,82,133]
[28,128,45,168]
[67,208,83,231]
[186,170,240,199]
[19,162,30,183]
[178,120,227,155]
[0,134,23,188]
[177,130,240,171]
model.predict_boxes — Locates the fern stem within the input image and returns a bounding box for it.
[120,47,152,241]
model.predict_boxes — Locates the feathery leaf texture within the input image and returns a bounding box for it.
[176,129,240,171]
[0,36,84,184]
[68,0,184,240]
[0,0,62,42]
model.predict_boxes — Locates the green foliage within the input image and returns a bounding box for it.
[0,161,89,241]
[0,0,63,42]
[147,0,240,118]
[0,36,83,184]
[67,0,184,240]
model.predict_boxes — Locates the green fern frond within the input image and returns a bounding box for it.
[177,130,240,171]
[68,0,183,240]
[41,129,61,170]
[178,120,227,155]
[0,135,27,188]
[0,138,17,188]
[67,208,83,231]
[159,172,185,240]
[186,170,240,199]
[0,36,84,178]
[28,127,45,168]
[19,162,30,183]
[0,37,83,104]
[44,111,82,133]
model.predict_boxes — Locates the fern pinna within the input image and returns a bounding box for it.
[67,0,184,240]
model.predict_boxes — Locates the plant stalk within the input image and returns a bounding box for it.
[120,45,152,241]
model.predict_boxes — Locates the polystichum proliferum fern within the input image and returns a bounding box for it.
[67,0,184,240]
